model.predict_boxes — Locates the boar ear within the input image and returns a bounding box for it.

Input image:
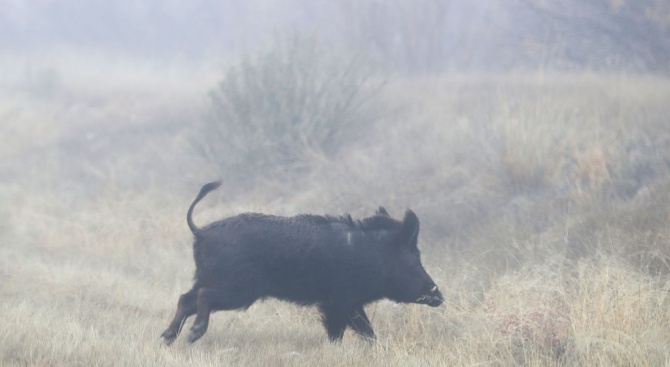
[400,209,420,245]
[376,206,390,216]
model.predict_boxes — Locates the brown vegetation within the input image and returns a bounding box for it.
[1,64,670,366]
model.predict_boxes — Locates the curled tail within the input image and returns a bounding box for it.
[187,181,222,236]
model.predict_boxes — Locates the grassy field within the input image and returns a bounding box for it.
[2,62,670,366]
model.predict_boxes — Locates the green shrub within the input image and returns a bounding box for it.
[198,35,383,187]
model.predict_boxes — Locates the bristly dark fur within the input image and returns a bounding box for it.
[161,182,444,345]
[296,213,401,232]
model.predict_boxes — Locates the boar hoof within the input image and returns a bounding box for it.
[161,330,177,346]
[188,323,206,343]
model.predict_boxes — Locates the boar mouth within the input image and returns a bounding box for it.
[415,286,445,307]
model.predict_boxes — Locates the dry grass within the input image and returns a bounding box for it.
[2,63,670,366]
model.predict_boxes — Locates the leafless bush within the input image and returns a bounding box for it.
[197,34,383,189]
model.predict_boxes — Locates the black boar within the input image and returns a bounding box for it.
[161,181,444,345]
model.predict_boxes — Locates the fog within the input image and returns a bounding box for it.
[3,2,670,365]
[3,0,669,74]
[2,0,669,224]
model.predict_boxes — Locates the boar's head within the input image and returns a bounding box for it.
[384,210,444,307]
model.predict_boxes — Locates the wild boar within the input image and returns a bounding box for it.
[161,181,443,345]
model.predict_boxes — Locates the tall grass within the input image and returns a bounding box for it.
[1,66,670,366]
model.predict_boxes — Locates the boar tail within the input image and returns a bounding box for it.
[187,181,222,236]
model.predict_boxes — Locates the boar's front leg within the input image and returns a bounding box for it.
[320,304,349,342]
[348,306,375,340]
[320,304,375,342]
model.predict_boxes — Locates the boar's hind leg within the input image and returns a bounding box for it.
[187,287,218,343]
[348,306,375,340]
[161,288,198,345]
[187,286,259,343]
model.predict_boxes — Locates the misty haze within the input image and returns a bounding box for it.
[2,1,670,366]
